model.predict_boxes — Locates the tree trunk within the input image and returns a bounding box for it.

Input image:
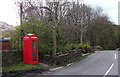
[52,26,57,57]
[52,2,59,57]
[20,3,23,50]
[80,31,83,45]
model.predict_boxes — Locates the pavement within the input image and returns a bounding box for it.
[21,50,119,77]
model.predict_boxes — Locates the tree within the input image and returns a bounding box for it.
[64,3,93,44]
[15,0,71,56]
[14,0,118,52]
[39,1,71,56]
[85,15,116,49]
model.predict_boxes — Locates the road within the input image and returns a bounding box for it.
[22,50,119,77]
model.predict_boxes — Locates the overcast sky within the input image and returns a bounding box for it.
[0,0,119,26]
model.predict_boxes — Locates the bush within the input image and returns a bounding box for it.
[95,45,102,50]
[57,43,73,52]
[64,44,73,51]
[72,44,80,49]
[2,50,23,67]
[57,43,83,53]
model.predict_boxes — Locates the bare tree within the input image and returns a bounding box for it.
[65,3,93,44]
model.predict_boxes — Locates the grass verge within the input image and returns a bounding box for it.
[2,62,48,72]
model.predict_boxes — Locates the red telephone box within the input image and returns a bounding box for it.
[23,34,38,64]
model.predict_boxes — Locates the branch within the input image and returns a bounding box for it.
[41,17,54,29]
[40,6,56,15]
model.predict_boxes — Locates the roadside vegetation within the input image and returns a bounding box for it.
[2,0,120,72]
[2,62,48,72]
[62,55,86,65]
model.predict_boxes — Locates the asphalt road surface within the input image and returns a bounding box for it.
[22,50,119,77]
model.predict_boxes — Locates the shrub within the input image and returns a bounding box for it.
[95,45,102,50]
[2,50,23,67]
[64,44,72,51]
[57,43,73,52]
[70,43,82,50]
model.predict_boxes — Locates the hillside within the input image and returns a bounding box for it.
[0,21,14,31]
[0,21,14,38]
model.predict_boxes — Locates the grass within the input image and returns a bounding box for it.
[2,62,48,72]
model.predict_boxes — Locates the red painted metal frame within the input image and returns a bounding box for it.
[23,34,38,64]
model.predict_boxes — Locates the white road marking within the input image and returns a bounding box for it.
[114,54,116,59]
[103,63,114,77]
[50,67,63,71]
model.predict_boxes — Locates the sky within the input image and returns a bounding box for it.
[0,0,119,26]
[118,1,120,25]
[84,0,119,25]
[0,0,19,26]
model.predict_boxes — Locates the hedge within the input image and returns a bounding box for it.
[2,47,94,67]
[2,50,23,67]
